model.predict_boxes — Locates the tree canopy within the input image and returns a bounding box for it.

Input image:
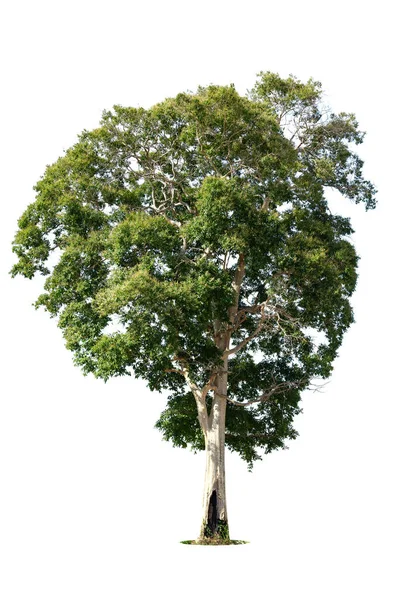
[11,72,376,469]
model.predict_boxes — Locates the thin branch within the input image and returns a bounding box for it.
[163,216,182,228]
[226,379,305,407]
[224,300,302,357]
[260,197,271,211]
[164,367,185,376]
[200,247,213,260]
[223,313,267,357]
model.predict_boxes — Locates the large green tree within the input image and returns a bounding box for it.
[11,72,376,543]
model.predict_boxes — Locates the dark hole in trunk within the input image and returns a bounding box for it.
[207,490,217,534]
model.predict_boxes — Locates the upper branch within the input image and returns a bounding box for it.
[223,303,270,357]
[224,300,302,358]
[228,252,245,326]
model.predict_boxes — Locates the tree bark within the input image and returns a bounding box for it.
[196,254,245,542]
[198,358,230,542]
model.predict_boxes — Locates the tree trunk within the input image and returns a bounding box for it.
[198,363,230,542]
[196,255,245,543]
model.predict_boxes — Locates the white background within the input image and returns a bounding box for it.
[1,1,399,598]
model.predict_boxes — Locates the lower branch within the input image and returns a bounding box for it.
[225,379,307,407]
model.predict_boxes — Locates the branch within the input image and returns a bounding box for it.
[227,379,306,407]
[223,251,230,270]
[260,197,271,211]
[223,314,267,357]
[200,246,213,259]
[163,216,182,228]
[228,253,245,325]
[164,367,186,376]
[224,300,299,357]
[171,356,210,435]
[200,372,218,403]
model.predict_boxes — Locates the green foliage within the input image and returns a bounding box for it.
[216,520,230,540]
[202,519,230,540]
[11,71,376,468]
[155,384,302,470]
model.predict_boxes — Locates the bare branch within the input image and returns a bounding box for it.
[227,379,305,407]
[224,315,266,357]
[224,299,302,357]
[163,216,182,228]
[164,367,185,376]
[228,253,245,326]
[200,247,213,260]
[260,197,271,211]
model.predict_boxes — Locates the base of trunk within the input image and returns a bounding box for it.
[203,518,230,541]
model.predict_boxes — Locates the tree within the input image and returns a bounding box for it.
[11,72,376,544]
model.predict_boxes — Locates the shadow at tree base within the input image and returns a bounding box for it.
[180,539,249,545]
